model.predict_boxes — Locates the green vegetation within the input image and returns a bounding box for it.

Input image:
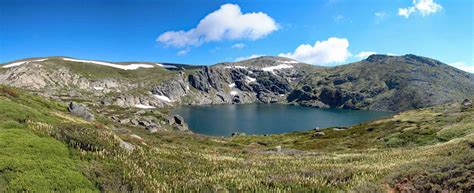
[0,85,472,192]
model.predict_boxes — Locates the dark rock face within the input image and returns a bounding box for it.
[188,72,211,92]
[67,102,94,122]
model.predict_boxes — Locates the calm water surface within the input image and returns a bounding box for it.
[172,104,392,136]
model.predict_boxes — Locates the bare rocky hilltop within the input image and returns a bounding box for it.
[1,54,472,113]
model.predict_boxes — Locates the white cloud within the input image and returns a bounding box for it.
[234,54,263,62]
[448,62,474,73]
[398,0,442,18]
[177,48,190,56]
[355,51,377,59]
[278,37,351,66]
[232,43,246,49]
[374,12,386,18]
[374,12,388,24]
[334,14,344,21]
[157,4,278,48]
[398,7,416,18]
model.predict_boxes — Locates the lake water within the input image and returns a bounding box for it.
[172,104,392,136]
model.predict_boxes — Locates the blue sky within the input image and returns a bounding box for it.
[0,0,472,71]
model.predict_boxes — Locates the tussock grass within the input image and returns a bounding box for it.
[0,85,472,192]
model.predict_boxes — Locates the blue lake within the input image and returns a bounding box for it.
[172,104,392,136]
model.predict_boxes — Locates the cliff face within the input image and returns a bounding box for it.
[1,55,473,112]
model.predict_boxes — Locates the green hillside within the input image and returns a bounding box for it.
[0,85,472,192]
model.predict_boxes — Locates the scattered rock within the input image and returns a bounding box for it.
[312,132,325,138]
[333,127,345,131]
[274,145,282,152]
[67,102,94,122]
[462,99,472,108]
[168,114,189,131]
[119,140,135,152]
[231,132,246,137]
[118,118,130,124]
[147,127,158,134]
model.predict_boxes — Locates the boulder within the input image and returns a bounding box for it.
[274,145,282,152]
[119,140,135,152]
[67,102,94,122]
[312,132,325,138]
[462,99,472,108]
[168,114,189,131]
[118,118,130,124]
[231,132,246,137]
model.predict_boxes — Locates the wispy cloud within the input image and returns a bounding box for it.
[278,37,351,66]
[448,61,474,73]
[177,48,190,56]
[355,51,377,59]
[334,14,344,21]
[398,0,442,18]
[157,4,278,48]
[232,43,246,49]
[234,54,263,62]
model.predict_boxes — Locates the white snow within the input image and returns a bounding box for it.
[134,104,156,109]
[225,65,248,69]
[262,64,293,73]
[246,76,256,83]
[154,94,173,102]
[93,86,104,90]
[279,60,299,64]
[186,84,190,90]
[230,91,238,95]
[62,58,155,70]
[155,63,178,69]
[229,83,236,88]
[2,58,48,68]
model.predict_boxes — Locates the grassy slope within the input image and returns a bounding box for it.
[0,85,472,192]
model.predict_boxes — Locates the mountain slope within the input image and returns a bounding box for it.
[0,54,472,113]
[294,54,474,111]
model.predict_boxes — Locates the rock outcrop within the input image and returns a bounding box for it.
[67,102,94,121]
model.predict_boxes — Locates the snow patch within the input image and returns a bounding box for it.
[93,86,104,90]
[63,58,155,70]
[229,83,236,88]
[154,94,173,103]
[262,64,293,73]
[230,91,238,96]
[134,104,156,109]
[155,63,178,69]
[225,65,248,69]
[246,76,256,83]
[279,60,298,64]
[2,58,48,68]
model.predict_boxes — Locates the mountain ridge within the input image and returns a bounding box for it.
[0,54,472,113]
